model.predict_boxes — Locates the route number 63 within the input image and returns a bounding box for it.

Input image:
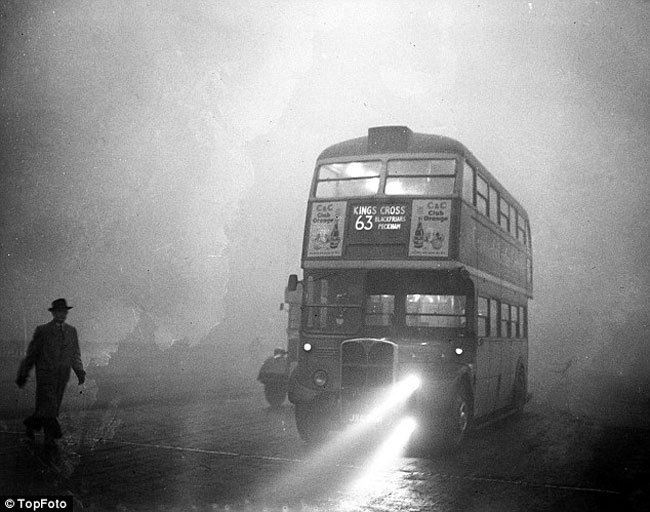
[355,215,374,231]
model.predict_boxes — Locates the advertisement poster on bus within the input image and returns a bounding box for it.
[408,199,451,257]
[306,201,347,257]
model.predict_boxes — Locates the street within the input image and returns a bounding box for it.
[1,378,648,511]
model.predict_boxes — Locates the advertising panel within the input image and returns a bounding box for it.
[408,199,451,257]
[306,201,347,257]
[475,222,528,288]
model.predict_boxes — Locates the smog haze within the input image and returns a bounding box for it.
[1,0,649,412]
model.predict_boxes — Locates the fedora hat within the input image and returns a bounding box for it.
[49,298,73,311]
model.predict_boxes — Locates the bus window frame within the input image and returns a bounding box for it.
[303,272,365,334]
[489,185,499,221]
[365,294,395,327]
[461,158,531,250]
[462,161,475,205]
[514,305,520,337]
[477,296,489,337]
[476,174,489,216]
[312,154,464,200]
[404,293,467,329]
[313,160,383,199]
[490,298,499,337]
[385,158,457,196]
[516,210,527,244]
[509,206,517,238]
[500,302,510,338]
[499,197,511,233]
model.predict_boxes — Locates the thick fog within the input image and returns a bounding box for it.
[1,0,649,413]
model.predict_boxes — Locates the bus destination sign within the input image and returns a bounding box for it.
[408,199,451,257]
[346,201,410,245]
[306,201,347,257]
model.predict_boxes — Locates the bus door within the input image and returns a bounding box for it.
[496,302,520,410]
[473,296,500,418]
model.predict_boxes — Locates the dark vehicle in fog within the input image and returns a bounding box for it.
[287,126,533,448]
[257,287,302,407]
[257,348,289,406]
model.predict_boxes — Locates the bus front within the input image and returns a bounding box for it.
[287,126,477,447]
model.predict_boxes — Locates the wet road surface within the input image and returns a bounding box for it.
[1,381,648,511]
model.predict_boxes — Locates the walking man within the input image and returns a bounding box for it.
[16,298,86,450]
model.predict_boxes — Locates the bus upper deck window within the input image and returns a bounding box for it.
[388,159,456,176]
[315,161,381,198]
[476,176,488,216]
[462,161,475,204]
[489,186,498,220]
[385,159,456,196]
[499,197,512,233]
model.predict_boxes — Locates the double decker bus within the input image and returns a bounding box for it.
[287,126,532,448]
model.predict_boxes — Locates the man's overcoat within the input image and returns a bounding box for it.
[17,321,85,418]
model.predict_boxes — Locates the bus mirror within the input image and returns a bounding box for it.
[287,274,298,292]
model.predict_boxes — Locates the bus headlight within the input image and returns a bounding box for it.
[400,416,418,434]
[312,369,328,387]
[398,374,422,395]
[303,343,312,352]
[382,374,422,409]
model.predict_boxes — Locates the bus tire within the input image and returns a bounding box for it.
[442,384,473,449]
[264,382,287,407]
[512,365,527,414]
[295,402,330,444]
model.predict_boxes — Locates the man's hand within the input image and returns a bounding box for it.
[16,375,27,388]
[77,371,86,386]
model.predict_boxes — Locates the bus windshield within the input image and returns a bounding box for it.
[304,272,364,333]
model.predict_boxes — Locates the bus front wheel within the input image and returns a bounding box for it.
[264,382,287,407]
[443,385,473,448]
[295,402,330,444]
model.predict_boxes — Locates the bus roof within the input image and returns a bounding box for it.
[317,126,468,160]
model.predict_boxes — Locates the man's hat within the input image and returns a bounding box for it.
[49,298,73,311]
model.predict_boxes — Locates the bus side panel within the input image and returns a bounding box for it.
[474,337,496,418]
[474,336,528,417]
[458,201,478,270]
[458,202,528,293]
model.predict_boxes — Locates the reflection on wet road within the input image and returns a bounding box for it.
[1,383,647,511]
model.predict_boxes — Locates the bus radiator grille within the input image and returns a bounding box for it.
[340,339,396,418]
